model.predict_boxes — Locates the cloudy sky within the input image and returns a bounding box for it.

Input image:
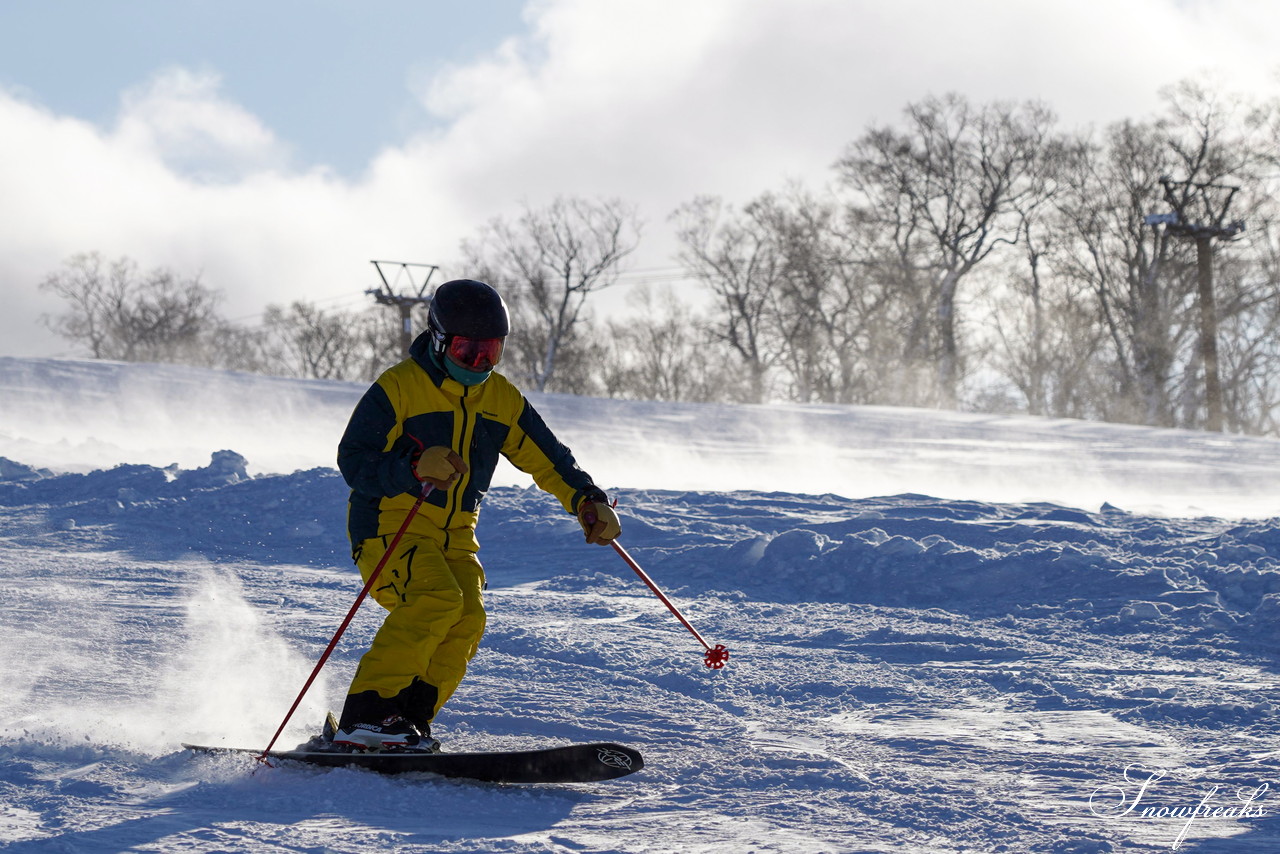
[2,0,1277,357]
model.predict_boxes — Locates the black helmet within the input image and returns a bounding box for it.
[428,279,510,340]
[427,279,510,385]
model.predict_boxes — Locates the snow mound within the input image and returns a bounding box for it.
[6,458,1280,657]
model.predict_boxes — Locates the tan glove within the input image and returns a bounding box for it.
[414,445,467,490]
[577,500,621,545]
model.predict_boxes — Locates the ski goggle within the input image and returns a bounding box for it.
[446,335,505,371]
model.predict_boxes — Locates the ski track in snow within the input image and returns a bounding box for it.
[0,357,1278,853]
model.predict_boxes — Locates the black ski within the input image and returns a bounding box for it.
[183,740,644,784]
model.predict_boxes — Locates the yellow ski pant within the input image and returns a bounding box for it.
[345,533,486,724]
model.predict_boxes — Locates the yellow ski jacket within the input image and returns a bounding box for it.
[337,334,603,554]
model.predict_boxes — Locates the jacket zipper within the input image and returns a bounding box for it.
[441,384,473,551]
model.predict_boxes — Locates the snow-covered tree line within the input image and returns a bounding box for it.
[39,80,1280,434]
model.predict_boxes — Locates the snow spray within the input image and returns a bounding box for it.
[162,568,328,751]
[255,483,433,767]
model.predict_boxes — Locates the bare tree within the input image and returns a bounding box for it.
[674,188,923,407]
[1052,119,1188,426]
[1199,189,1280,435]
[835,94,1058,408]
[1213,252,1280,433]
[462,196,641,392]
[261,301,386,381]
[207,302,402,382]
[749,188,919,406]
[202,319,276,375]
[601,285,745,403]
[752,190,837,403]
[1049,82,1278,429]
[988,197,1111,419]
[350,307,405,381]
[40,252,222,364]
[672,196,790,403]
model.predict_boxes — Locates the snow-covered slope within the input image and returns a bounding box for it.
[1,357,1278,853]
[5,355,1280,517]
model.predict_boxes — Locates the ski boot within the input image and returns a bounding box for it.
[334,714,440,753]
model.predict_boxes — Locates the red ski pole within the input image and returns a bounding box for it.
[255,484,433,766]
[610,540,729,669]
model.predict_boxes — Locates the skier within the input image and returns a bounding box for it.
[331,278,620,752]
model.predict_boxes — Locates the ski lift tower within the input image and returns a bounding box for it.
[1144,177,1246,433]
[365,260,440,359]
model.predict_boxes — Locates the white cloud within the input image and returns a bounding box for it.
[2,0,1278,357]
[389,0,1280,258]
[113,67,289,180]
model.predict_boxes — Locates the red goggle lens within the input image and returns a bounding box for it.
[447,336,504,370]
